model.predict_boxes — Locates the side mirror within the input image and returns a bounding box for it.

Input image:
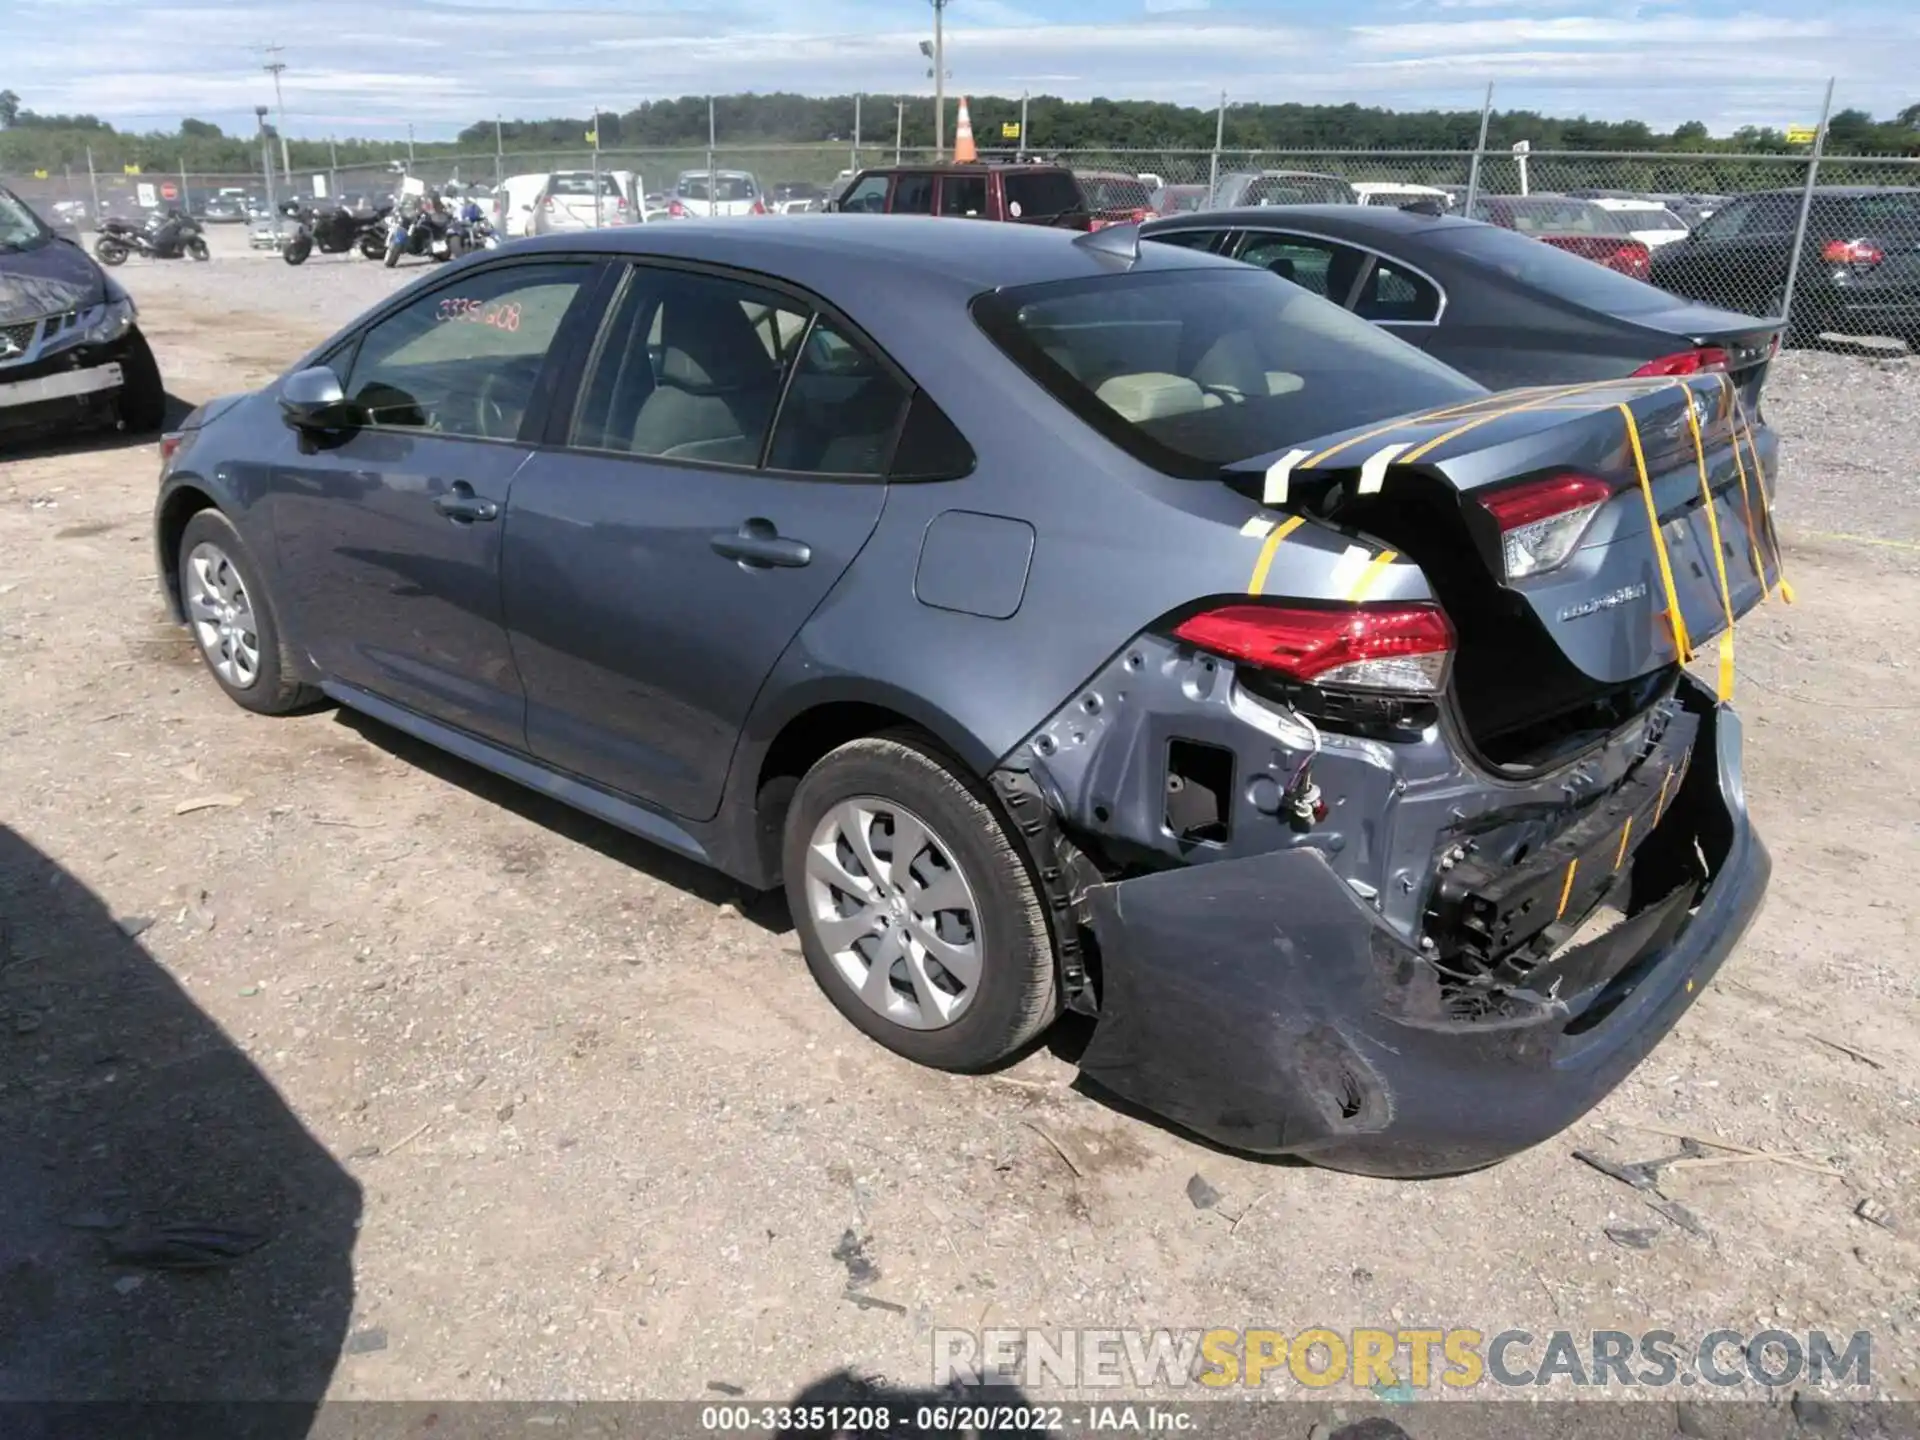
[280,365,353,430]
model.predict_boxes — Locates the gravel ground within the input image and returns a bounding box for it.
[1,239,1917,1417]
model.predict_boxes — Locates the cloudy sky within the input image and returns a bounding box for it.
[2,0,1912,138]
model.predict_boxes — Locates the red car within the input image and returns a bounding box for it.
[1470,195,1652,279]
[830,163,1091,229]
[1075,170,1156,229]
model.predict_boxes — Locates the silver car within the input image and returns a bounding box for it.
[669,169,764,218]
[533,172,628,233]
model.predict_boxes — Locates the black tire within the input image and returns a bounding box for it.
[117,329,167,433]
[175,510,317,716]
[782,732,1058,1071]
[383,242,401,268]
[186,236,210,262]
[358,233,385,260]
[282,233,312,265]
[94,239,128,267]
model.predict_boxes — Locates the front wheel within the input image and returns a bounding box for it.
[282,233,312,265]
[94,238,129,266]
[383,241,401,268]
[175,510,317,716]
[185,236,210,262]
[782,733,1058,1071]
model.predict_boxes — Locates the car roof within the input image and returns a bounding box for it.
[860,162,1072,174]
[510,213,1242,295]
[1146,203,1465,238]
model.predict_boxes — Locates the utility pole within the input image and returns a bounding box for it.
[255,106,276,222]
[1208,91,1226,202]
[896,98,905,163]
[1019,90,1029,160]
[932,0,948,160]
[852,93,861,174]
[707,95,716,196]
[406,123,416,175]
[495,114,504,188]
[591,105,602,228]
[328,135,338,200]
[262,45,292,180]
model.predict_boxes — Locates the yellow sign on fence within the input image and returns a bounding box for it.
[1786,125,1818,145]
[32,168,48,179]
[123,163,142,175]
[1001,122,1021,139]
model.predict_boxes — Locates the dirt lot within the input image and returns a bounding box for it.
[2,240,1917,1414]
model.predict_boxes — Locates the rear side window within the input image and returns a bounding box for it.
[1355,259,1442,324]
[1082,177,1152,212]
[972,268,1481,479]
[1244,175,1355,206]
[765,321,911,476]
[1002,170,1083,221]
[893,174,935,215]
[940,174,988,217]
[1845,194,1920,230]
[1234,234,1356,299]
[1426,224,1676,314]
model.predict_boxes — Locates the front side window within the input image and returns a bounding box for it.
[1234,234,1358,300]
[572,267,805,466]
[342,262,588,439]
[973,268,1480,479]
[1144,228,1226,252]
[840,175,890,214]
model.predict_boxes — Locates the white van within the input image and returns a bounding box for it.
[496,173,550,239]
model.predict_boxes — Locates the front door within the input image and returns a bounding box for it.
[502,263,906,820]
[269,258,598,748]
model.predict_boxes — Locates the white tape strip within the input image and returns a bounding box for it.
[1328,544,1373,596]
[1263,448,1311,506]
[1357,442,1411,496]
[1240,516,1276,538]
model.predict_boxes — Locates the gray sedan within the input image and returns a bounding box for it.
[151,217,1774,1175]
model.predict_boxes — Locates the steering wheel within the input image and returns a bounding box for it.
[475,370,515,440]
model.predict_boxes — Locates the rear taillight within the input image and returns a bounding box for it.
[751,198,767,215]
[1478,472,1613,581]
[1822,238,1883,265]
[159,431,185,466]
[1609,242,1651,277]
[617,197,628,213]
[1632,346,1730,377]
[542,196,554,212]
[1173,603,1454,694]
[668,199,686,217]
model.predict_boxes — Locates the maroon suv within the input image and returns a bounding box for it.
[831,164,1091,229]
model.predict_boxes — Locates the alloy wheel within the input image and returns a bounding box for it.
[804,797,984,1030]
[185,541,262,689]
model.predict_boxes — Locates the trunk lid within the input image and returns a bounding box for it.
[1229,377,1783,762]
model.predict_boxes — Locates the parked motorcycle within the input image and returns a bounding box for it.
[382,201,452,268]
[281,202,392,265]
[93,210,210,266]
[446,213,498,256]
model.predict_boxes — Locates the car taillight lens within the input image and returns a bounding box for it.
[1173,603,1454,694]
[542,196,554,211]
[1479,472,1614,580]
[1632,346,1730,377]
[751,199,767,215]
[1609,242,1651,277]
[1822,238,1883,265]
[668,199,686,217]
[159,430,192,472]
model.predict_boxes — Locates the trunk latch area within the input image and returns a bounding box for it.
[1421,710,1701,1021]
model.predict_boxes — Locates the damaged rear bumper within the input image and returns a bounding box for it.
[1075,677,1768,1177]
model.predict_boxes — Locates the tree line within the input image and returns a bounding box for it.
[3,87,1918,175]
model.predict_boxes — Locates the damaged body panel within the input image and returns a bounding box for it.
[1005,675,1763,1176]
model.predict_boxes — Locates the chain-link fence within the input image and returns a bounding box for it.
[9,126,1917,344]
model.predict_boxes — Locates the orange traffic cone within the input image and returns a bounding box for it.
[953,96,978,163]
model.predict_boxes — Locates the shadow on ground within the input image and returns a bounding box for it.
[0,822,360,1436]
[0,394,196,463]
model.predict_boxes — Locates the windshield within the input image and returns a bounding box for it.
[678,174,758,201]
[1081,177,1152,212]
[1243,174,1356,206]
[1472,197,1621,234]
[1426,223,1680,315]
[973,268,1481,479]
[0,187,53,252]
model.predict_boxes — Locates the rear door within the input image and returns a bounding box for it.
[887,172,937,216]
[500,263,906,820]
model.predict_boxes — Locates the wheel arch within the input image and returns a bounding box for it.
[716,680,999,889]
[154,481,221,622]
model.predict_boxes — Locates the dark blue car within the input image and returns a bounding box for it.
[1,182,166,443]
[153,217,1776,1175]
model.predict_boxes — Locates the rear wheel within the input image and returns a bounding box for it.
[358,232,385,260]
[282,232,312,265]
[94,238,128,267]
[185,236,210,262]
[176,510,317,716]
[783,733,1058,1071]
